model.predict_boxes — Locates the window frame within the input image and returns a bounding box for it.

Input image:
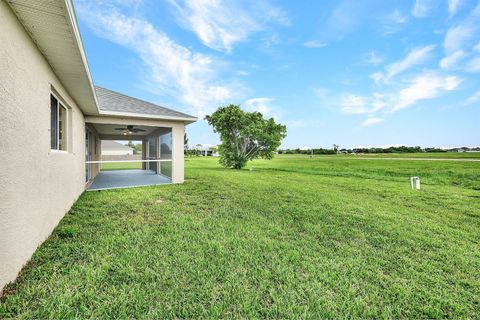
[50,92,69,153]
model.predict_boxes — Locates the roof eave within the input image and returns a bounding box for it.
[64,0,100,114]
[98,110,198,124]
[7,0,100,115]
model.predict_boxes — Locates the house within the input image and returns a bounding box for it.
[0,0,197,291]
[101,141,134,156]
[193,144,220,156]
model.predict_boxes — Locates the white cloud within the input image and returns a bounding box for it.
[243,98,282,119]
[371,93,387,112]
[475,1,480,16]
[441,8,480,71]
[260,33,282,49]
[444,24,476,53]
[77,4,237,116]
[366,51,383,65]
[441,1,480,74]
[466,90,480,104]
[466,56,480,72]
[362,117,384,127]
[313,87,329,99]
[167,0,289,52]
[324,0,363,39]
[377,45,436,83]
[340,93,387,115]
[448,0,463,17]
[371,72,384,84]
[303,40,328,48]
[440,50,467,69]
[412,0,435,17]
[381,9,408,35]
[341,95,370,114]
[392,73,461,112]
[236,70,249,76]
[390,9,407,24]
[312,87,333,108]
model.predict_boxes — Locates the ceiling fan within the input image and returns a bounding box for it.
[115,125,146,135]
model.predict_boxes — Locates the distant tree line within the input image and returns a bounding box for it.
[127,141,142,155]
[278,148,337,155]
[278,146,480,154]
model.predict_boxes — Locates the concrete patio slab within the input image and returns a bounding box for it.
[87,170,171,191]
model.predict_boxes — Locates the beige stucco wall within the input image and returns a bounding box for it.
[86,116,185,183]
[0,1,87,291]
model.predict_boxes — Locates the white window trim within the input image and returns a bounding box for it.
[50,92,69,152]
[57,102,67,150]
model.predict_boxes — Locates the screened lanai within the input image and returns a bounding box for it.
[84,86,196,190]
[85,124,174,190]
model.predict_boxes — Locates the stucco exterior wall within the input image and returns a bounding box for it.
[0,1,87,290]
[172,123,185,183]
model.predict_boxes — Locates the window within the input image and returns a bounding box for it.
[50,94,67,150]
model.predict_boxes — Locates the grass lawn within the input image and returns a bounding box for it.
[100,162,142,171]
[1,156,479,318]
[349,152,480,159]
[278,152,480,159]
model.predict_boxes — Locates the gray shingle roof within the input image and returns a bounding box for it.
[95,86,197,121]
[101,140,133,151]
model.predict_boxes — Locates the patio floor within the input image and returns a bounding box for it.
[87,169,171,191]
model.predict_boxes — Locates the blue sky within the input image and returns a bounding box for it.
[75,0,480,148]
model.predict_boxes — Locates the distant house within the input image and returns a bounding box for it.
[194,144,219,156]
[101,141,134,155]
[448,147,478,153]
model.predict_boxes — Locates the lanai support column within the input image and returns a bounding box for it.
[171,124,185,183]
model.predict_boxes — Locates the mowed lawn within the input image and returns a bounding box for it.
[279,151,480,159]
[1,156,479,318]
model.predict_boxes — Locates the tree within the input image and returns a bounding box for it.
[133,143,142,155]
[205,104,287,169]
[127,140,142,154]
[333,144,339,153]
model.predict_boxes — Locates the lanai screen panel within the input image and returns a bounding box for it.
[159,129,172,178]
[148,136,158,172]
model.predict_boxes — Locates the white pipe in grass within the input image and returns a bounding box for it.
[410,176,421,190]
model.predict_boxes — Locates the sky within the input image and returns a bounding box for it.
[75,0,480,149]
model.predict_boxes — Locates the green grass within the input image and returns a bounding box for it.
[279,152,480,159]
[350,152,480,159]
[1,157,479,318]
[100,162,142,171]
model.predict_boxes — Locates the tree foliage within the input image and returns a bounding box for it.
[127,140,142,155]
[205,104,287,169]
[277,145,462,154]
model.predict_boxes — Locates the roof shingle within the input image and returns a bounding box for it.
[95,86,197,121]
